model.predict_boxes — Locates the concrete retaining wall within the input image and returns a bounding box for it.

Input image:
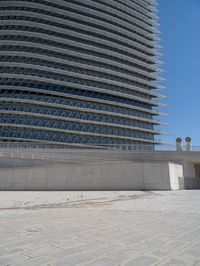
[0,160,183,191]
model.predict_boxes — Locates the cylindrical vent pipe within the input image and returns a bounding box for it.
[185,137,192,151]
[176,137,182,151]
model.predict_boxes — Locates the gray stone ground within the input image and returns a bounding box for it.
[0,191,200,266]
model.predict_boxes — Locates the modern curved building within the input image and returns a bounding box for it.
[0,0,165,147]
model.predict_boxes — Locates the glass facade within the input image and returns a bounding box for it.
[0,0,165,146]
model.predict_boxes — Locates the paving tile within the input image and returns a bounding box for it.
[124,255,159,266]
[53,254,93,266]
[0,247,24,257]
[108,249,140,264]
[85,257,119,266]
[48,245,85,259]
[14,256,52,266]
[159,258,192,266]
[0,253,27,265]
[1,191,200,266]
[23,245,62,257]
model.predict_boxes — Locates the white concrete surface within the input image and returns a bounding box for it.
[0,161,183,191]
[142,162,183,190]
[1,191,200,266]
[1,148,200,190]
[169,163,183,190]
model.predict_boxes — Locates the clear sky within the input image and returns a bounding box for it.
[158,0,200,145]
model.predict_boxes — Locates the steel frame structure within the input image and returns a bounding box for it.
[0,0,165,147]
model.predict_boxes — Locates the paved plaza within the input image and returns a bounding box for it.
[0,191,200,266]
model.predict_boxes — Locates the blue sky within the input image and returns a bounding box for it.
[158,0,200,145]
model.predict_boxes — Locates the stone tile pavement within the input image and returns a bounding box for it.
[0,191,200,266]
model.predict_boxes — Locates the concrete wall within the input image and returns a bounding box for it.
[142,163,183,190]
[0,158,52,169]
[183,162,196,178]
[0,160,183,191]
[169,163,183,190]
